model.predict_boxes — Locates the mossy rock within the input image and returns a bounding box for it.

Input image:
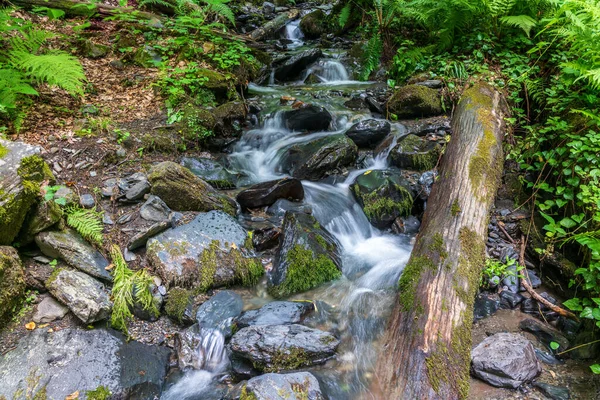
[351,169,414,229]
[164,287,195,325]
[132,45,162,67]
[17,200,63,245]
[299,10,328,39]
[387,84,443,119]
[141,129,182,154]
[79,39,110,59]
[148,161,237,214]
[197,68,234,102]
[0,246,26,325]
[388,134,442,171]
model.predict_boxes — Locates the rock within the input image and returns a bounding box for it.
[140,195,171,222]
[281,105,333,132]
[473,293,500,321]
[24,260,54,291]
[196,290,243,336]
[181,157,238,189]
[391,215,420,235]
[131,283,162,321]
[54,186,78,205]
[229,324,339,372]
[273,49,323,82]
[262,1,275,14]
[35,229,112,282]
[344,97,367,110]
[16,200,63,245]
[471,333,541,388]
[556,316,581,338]
[388,134,442,171]
[0,328,170,399]
[521,292,558,320]
[519,318,570,352]
[80,193,95,208]
[237,178,304,210]
[148,161,236,214]
[386,84,443,119]
[366,96,384,114]
[279,134,358,180]
[519,269,542,291]
[345,119,391,148]
[0,140,53,245]
[80,39,109,59]
[0,246,26,323]
[252,227,282,251]
[268,211,341,298]
[125,179,151,201]
[350,169,414,229]
[533,382,570,400]
[127,220,172,251]
[299,9,327,39]
[32,295,69,323]
[267,199,312,220]
[236,301,314,329]
[535,348,563,365]
[243,372,325,399]
[46,268,112,324]
[499,290,525,309]
[164,287,195,325]
[132,44,162,67]
[415,79,443,89]
[147,211,263,290]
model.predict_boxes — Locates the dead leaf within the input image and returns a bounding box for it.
[65,390,79,400]
[231,243,238,250]
[105,264,114,270]
[364,170,372,175]
[38,323,49,329]
[25,322,36,330]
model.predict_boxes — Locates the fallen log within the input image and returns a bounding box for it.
[10,0,160,20]
[249,9,299,41]
[373,82,508,399]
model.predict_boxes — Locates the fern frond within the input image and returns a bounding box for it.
[339,3,351,28]
[489,0,516,17]
[9,29,54,54]
[360,36,383,81]
[64,205,104,246]
[201,0,235,25]
[138,0,178,10]
[500,15,537,36]
[0,68,38,113]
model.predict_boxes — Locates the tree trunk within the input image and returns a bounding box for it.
[372,82,508,399]
[249,9,299,41]
[10,0,160,20]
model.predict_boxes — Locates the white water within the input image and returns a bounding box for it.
[283,19,304,49]
[303,60,351,83]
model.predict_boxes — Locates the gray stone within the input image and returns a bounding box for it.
[54,186,78,205]
[533,382,570,400]
[244,372,325,400]
[229,324,339,372]
[46,268,112,324]
[345,119,391,148]
[262,1,275,14]
[196,290,243,335]
[519,318,569,352]
[236,178,304,210]
[127,220,172,250]
[125,179,151,201]
[16,200,63,245]
[281,105,332,132]
[80,193,95,208]
[32,295,69,323]
[140,195,171,222]
[236,301,314,329]
[175,323,226,371]
[35,229,112,281]
[181,157,238,189]
[415,79,443,89]
[0,328,170,400]
[273,49,323,82]
[388,134,442,171]
[471,333,542,388]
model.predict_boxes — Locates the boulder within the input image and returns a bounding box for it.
[236,300,314,329]
[243,372,325,400]
[388,134,442,171]
[273,49,323,82]
[268,211,341,298]
[181,157,238,189]
[473,292,500,321]
[386,84,442,119]
[196,290,243,335]
[299,10,327,39]
[345,119,391,148]
[0,328,170,400]
[17,200,63,245]
[0,246,26,323]
[32,295,69,323]
[252,227,282,251]
[148,161,237,215]
[140,195,171,222]
[237,178,304,210]
[519,318,570,352]
[132,45,162,67]
[35,229,112,282]
[279,134,358,180]
[147,211,263,290]
[350,169,414,229]
[471,333,542,388]
[0,139,54,245]
[45,268,112,324]
[229,324,339,372]
[282,105,333,132]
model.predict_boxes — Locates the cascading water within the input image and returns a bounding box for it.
[303,60,351,83]
[283,19,304,49]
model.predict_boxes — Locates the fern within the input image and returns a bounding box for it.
[201,0,235,25]
[339,3,352,28]
[64,206,104,246]
[360,36,383,81]
[500,15,538,36]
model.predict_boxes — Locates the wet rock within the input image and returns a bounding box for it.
[0,246,26,323]
[521,292,558,320]
[388,134,442,171]
[282,105,333,132]
[243,372,325,399]
[16,200,63,245]
[140,195,171,222]
[556,316,581,338]
[125,179,151,201]
[273,49,323,82]
[299,9,327,39]
[181,157,238,189]
[267,198,312,219]
[127,220,172,251]
[148,161,236,215]
[0,328,170,400]
[147,211,263,290]
[499,290,525,309]
[237,178,304,210]
[230,355,258,381]
[32,295,69,323]
[533,382,570,400]
[279,134,358,180]
[252,227,281,251]
[345,119,391,148]
[229,324,339,372]
[24,259,54,291]
[268,211,341,298]
[350,169,414,229]
[386,84,442,119]
[196,290,243,336]
[236,301,314,328]
[535,348,563,365]
[471,332,541,388]
[473,292,500,321]
[519,269,542,291]
[35,229,112,282]
[391,215,420,235]
[366,96,384,114]
[0,139,52,245]
[344,97,367,110]
[46,268,112,324]
[80,193,95,208]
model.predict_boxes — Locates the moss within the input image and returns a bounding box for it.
[387,85,443,118]
[393,134,441,171]
[397,255,435,312]
[451,199,462,216]
[233,251,264,287]
[240,385,258,400]
[269,244,341,298]
[261,346,313,372]
[86,386,111,400]
[17,155,55,184]
[198,241,219,292]
[0,143,8,158]
[44,266,63,288]
[315,234,328,249]
[244,233,254,250]
[164,287,192,324]
[429,233,448,260]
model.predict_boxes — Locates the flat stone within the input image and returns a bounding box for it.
[80,193,95,208]
[236,178,304,210]
[519,318,570,352]
[196,290,243,336]
[533,382,570,400]
[236,301,314,328]
[32,295,69,323]
[140,195,171,222]
[127,220,172,251]
[125,179,151,201]
[244,372,325,400]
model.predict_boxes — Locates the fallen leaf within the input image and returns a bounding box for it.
[65,390,79,400]
[231,243,238,249]
[25,322,36,330]
[105,264,114,270]
[364,170,372,175]
[38,323,49,329]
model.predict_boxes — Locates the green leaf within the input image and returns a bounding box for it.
[581,306,594,319]
[590,364,600,374]
[563,298,583,311]
[550,341,560,350]
[559,217,577,228]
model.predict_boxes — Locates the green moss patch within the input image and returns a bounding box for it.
[86,386,111,400]
[164,287,193,324]
[397,255,435,313]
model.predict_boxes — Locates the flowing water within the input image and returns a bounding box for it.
[162,20,413,399]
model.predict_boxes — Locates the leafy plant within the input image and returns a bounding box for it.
[64,205,104,246]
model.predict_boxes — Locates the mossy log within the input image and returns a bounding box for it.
[10,0,160,19]
[373,82,508,399]
[249,9,299,41]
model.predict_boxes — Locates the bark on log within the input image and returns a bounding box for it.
[10,0,160,20]
[249,9,299,41]
[373,82,508,399]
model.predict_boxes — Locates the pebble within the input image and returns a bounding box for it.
[80,194,95,208]
[50,147,59,154]
[103,214,114,225]
[53,162,63,173]
[117,213,132,224]
[33,256,51,264]
[90,171,97,177]
[123,248,137,262]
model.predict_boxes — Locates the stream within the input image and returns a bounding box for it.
[162,19,413,399]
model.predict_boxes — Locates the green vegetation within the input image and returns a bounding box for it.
[86,386,111,400]
[64,206,104,246]
[164,287,193,324]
